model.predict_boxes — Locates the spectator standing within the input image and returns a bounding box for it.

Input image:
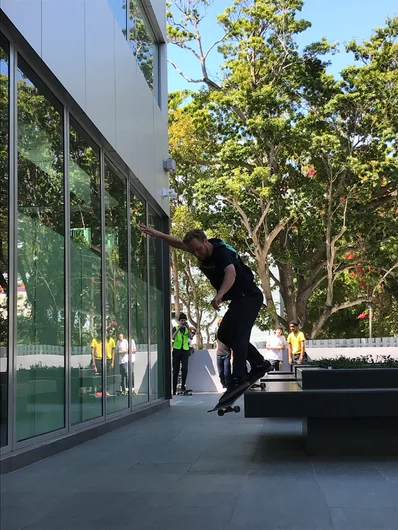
[91,332,115,396]
[116,333,129,395]
[172,313,193,395]
[130,336,137,393]
[287,321,306,365]
[266,327,287,371]
[215,318,232,389]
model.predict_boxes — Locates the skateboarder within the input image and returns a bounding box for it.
[139,226,270,402]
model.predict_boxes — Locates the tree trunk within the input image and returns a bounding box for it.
[256,256,279,328]
[170,248,181,317]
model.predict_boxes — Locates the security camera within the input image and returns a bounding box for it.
[161,188,177,199]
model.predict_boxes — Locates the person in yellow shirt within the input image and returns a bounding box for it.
[287,321,306,365]
[91,332,115,396]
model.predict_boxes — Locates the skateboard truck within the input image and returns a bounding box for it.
[217,405,241,417]
[176,389,193,396]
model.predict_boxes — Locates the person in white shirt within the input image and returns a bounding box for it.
[130,336,137,393]
[116,333,128,395]
[266,327,287,371]
[115,333,137,394]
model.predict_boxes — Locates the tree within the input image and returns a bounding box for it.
[167,0,398,337]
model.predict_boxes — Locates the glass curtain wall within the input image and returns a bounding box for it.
[108,0,159,97]
[69,119,103,425]
[148,209,165,400]
[16,57,65,442]
[1,32,167,448]
[104,160,129,414]
[107,0,128,37]
[0,35,9,447]
[128,0,158,94]
[130,191,149,405]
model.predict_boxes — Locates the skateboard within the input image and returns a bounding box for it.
[208,379,266,416]
[177,389,192,396]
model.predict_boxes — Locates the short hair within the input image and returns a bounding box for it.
[289,320,298,326]
[275,326,283,332]
[183,229,207,245]
[178,313,187,320]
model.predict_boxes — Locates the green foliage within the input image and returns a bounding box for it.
[167,0,398,338]
[310,355,398,369]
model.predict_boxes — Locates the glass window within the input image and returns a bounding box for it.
[69,119,103,425]
[16,58,65,441]
[148,209,165,400]
[107,0,128,38]
[130,191,149,405]
[0,35,9,447]
[129,0,158,95]
[104,161,129,413]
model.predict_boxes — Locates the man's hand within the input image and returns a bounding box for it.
[288,357,293,365]
[138,224,161,238]
[211,293,223,310]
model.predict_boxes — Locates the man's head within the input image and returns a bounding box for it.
[289,321,299,332]
[183,229,213,261]
[178,313,187,325]
[275,327,283,336]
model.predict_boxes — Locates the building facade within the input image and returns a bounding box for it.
[0,0,171,468]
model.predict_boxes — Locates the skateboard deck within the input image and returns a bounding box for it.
[208,379,266,416]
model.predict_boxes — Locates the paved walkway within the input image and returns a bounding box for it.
[1,394,398,530]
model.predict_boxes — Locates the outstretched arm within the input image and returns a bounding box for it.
[138,225,190,252]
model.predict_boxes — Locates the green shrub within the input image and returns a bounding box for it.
[308,355,398,369]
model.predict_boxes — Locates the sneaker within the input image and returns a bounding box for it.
[249,360,271,381]
[219,377,250,404]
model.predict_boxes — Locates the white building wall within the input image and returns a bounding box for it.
[1,0,169,214]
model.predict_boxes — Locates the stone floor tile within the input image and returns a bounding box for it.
[329,506,398,530]
[230,476,332,528]
[316,476,398,508]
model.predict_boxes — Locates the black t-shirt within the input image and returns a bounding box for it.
[199,238,260,301]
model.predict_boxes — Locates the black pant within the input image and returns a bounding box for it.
[217,290,265,380]
[269,359,280,371]
[172,348,190,393]
[120,363,128,392]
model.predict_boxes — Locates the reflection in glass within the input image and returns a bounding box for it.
[104,161,129,413]
[69,119,103,425]
[130,192,149,405]
[129,0,158,93]
[16,57,65,441]
[148,209,165,400]
[107,0,128,38]
[0,36,9,447]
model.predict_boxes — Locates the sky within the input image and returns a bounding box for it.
[167,0,398,93]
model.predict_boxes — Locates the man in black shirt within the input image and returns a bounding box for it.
[139,226,270,402]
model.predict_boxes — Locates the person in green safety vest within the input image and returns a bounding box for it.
[172,313,193,395]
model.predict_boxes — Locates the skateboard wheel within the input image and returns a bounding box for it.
[260,383,266,390]
[217,409,225,417]
[233,406,240,413]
